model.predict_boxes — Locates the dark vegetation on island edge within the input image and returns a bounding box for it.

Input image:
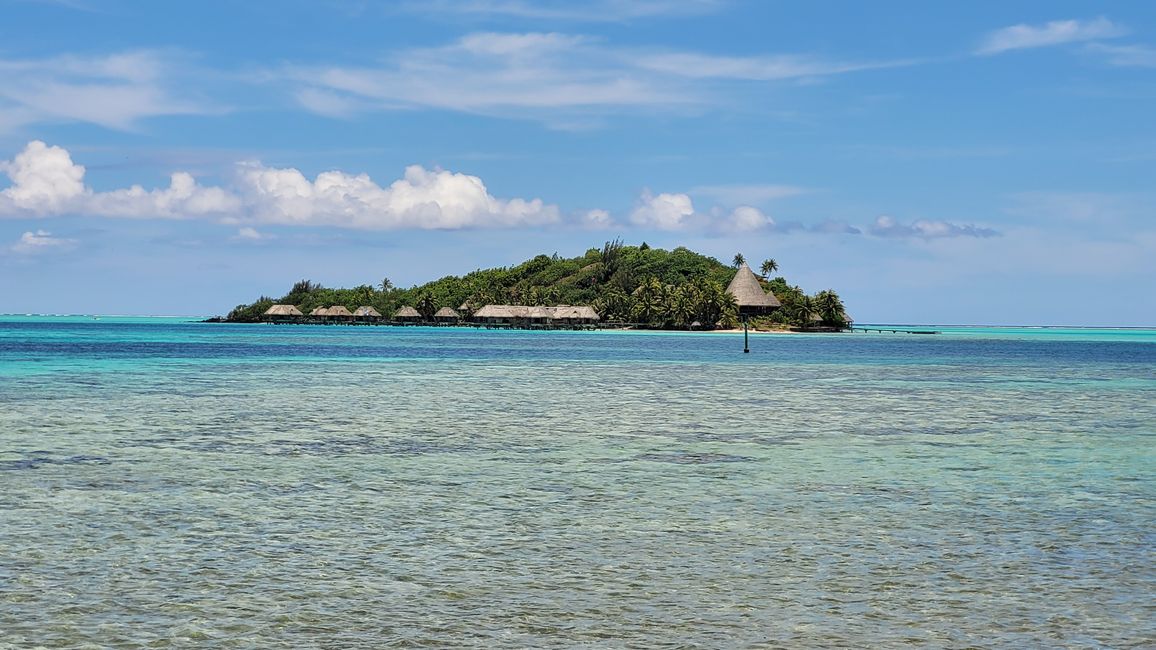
[220,241,852,331]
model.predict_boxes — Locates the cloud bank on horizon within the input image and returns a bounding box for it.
[0,141,995,241]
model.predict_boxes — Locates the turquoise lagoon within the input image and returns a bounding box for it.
[1,317,1153,648]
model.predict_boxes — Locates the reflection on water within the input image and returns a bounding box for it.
[1,320,1153,647]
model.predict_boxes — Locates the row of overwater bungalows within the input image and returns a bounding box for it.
[262,303,600,327]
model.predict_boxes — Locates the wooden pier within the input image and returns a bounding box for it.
[851,326,940,335]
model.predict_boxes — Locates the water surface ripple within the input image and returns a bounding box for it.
[1,319,1153,648]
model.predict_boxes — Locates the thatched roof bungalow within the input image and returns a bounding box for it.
[472,305,521,324]
[309,307,330,317]
[434,307,460,323]
[726,262,781,316]
[354,306,382,321]
[394,306,422,322]
[473,304,600,325]
[263,304,303,321]
[326,305,354,320]
[551,305,600,324]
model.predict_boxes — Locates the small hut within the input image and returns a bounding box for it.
[434,307,460,324]
[394,306,422,323]
[354,306,382,323]
[473,305,518,325]
[551,305,600,325]
[309,306,330,318]
[263,304,303,322]
[726,262,781,316]
[326,305,354,321]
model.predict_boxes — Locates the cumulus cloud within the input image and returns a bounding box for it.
[10,230,76,254]
[580,208,615,229]
[869,215,999,239]
[0,141,558,230]
[236,161,558,229]
[977,17,1125,55]
[629,190,695,230]
[0,50,212,132]
[722,205,774,232]
[0,141,86,213]
[1,141,238,219]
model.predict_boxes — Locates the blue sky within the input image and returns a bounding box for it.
[1,0,1154,324]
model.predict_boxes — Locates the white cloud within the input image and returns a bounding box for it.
[635,52,903,80]
[691,183,807,205]
[402,0,724,22]
[0,141,558,231]
[869,215,998,239]
[0,141,238,219]
[977,17,1125,55]
[286,32,905,125]
[0,50,212,132]
[630,190,695,230]
[0,141,86,213]
[1086,43,1156,68]
[722,205,774,232]
[10,230,77,254]
[580,208,615,229]
[236,161,559,229]
[233,227,275,242]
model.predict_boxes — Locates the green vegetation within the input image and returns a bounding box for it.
[225,241,852,330]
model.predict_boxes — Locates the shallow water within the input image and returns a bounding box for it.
[2,318,1154,648]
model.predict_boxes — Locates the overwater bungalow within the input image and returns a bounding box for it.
[434,307,460,324]
[726,262,781,316]
[309,307,330,317]
[354,306,382,322]
[326,305,354,321]
[472,305,600,327]
[394,306,422,323]
[550,305,600,325]
[263,304,303,322]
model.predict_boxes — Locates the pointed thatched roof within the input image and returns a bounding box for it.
[354,306,381,317]
[726,262,781,310]
[394,306,421,319]
[327,305,354,317]
[310,307,329,316]
[434,307,460,319]
[264,304,303,316]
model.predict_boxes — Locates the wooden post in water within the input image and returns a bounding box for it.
[743,315,750,353]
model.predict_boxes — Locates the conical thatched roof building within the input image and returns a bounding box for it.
[434,307,460,322]
[264,304,303,317]
[394,306,421,321]
[327,305,354,318]
[726,262,781,315]
[354,306,381,317]
[310,307,330,316]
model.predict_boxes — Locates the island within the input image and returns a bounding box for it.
[222,241,851,331]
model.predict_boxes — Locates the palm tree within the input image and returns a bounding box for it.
[354,284,375,305]
[732,253,746,268]
[415,293,436,320]
[632,277,664,326]
[792,295,816,329]
[760,258,778,278]
[379,277,393,293]
[815,289,848,328]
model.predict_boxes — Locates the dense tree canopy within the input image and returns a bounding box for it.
[225,242,851,330]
